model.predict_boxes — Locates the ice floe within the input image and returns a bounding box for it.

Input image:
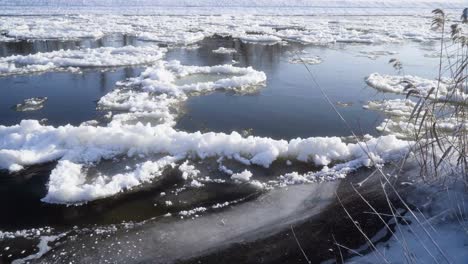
[366,73,468,102]
[212,47,237,54]
[0,45,166,76]
[13,97,48,112]
[231,170,253,182]
[0,118,410,203]
[42,157,180,204]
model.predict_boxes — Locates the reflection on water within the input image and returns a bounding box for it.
[0,34,141,57]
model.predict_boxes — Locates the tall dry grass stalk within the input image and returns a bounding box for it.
[399,8,468,185]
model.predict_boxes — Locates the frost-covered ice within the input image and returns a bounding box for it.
[212,47,237,54]
[0,45,166,76]
[13,97,48,112]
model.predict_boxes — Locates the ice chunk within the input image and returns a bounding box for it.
[212,47,237,54]
[366,73,468,102]
[231,170,252,182]
[13,97,47,112]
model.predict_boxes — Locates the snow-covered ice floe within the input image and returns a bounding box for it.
[364,98,467,139]
[0,118,410,203]
[13,97,48,112]
[212,47,237,54]
[0,45,166,76]
[98,60,266,127]
[366,73,468,103]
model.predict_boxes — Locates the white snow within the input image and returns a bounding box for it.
[366,73,468,102]
[179,207,207,217]
[178,161,200,180]
[13,97,48,112]
[364,99,418,117]
[42,157,179,204]
[231,170,253,182]
[0,117,410,203]
[212,47,237,54]
[0,45,166,76]
[120,60,267,97]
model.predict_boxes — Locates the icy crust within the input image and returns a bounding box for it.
[0,119,409,203]
[0,15,453,46]
[0,45,166,76]
[366,73,468,102]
